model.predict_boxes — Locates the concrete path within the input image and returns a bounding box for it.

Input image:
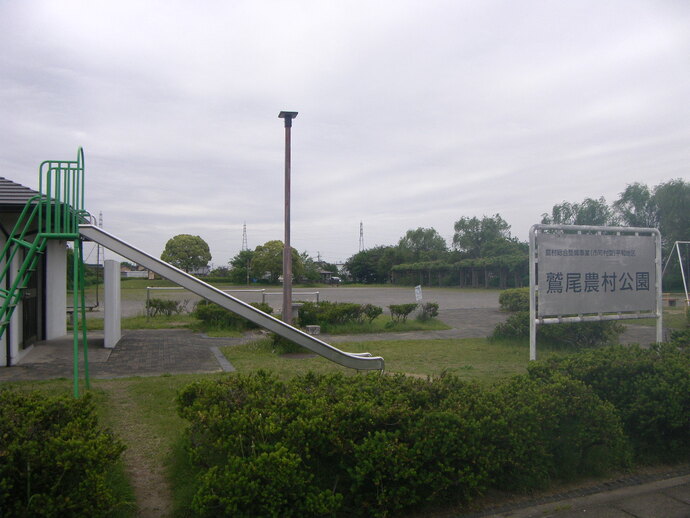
[465,470,690,518]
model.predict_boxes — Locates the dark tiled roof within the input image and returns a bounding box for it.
[0,177,39,206]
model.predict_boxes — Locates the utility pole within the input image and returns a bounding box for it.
[279,111,298,324]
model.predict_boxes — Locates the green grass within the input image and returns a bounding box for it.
[634,306,688,329]
[72,314,199,331]
[221,336,564,383]
[319,315,451,334]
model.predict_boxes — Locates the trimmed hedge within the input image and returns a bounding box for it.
[297,301,383,328]
[0,391,126,517]
[177,370,632,517]
[532,343,690,461]
[193,300,273,330]
[498,287,530,312]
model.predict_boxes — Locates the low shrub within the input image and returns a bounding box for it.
[193,300,272,330]
[297,301,382,328]
[146,297,189,317]
[498,287,529,312]
[0,391,126,517]
[490,311,624,348]
[389,303,418,323]
[489,372,631,490]
[362,303,383,323]
[416,302,439,322]
[532,344,690,461]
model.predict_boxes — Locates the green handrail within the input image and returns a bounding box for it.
[0,148,90,398]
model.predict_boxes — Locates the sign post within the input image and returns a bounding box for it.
[529,225,662,361]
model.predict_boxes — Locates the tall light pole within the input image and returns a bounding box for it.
[279,111,298,324]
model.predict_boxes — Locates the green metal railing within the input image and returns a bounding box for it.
[0,148,90,397]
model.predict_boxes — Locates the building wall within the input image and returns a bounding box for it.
[45,240,67,340]
[0,213,67,366]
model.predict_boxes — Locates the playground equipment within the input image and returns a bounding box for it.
[0,149,384,397]
[662,241,690,306]
[0,149,90,396]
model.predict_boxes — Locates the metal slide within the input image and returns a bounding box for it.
[79,225,384,371]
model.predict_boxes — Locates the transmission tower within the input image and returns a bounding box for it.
[359,221,364,252]
[241,222,248,251]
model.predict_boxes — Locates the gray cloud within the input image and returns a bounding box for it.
[1,0,689,265]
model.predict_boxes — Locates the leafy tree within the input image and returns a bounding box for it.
[160,234,211,273]
[652,179,690,251]
[345,245,401,284]
[228,249,255,284]
[251,240,303,283]
[452,214,512,258]
[300,251,322,283]
[541,197,618,226]
[613,183,659,228]
[397,227,448,261]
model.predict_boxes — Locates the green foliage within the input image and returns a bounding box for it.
[613,182,658,228]
[176,370,634,517]
[389,303,418,322]
[498,287,530,312]
[228,249,255,284]
[298,301,375,328]
[0,391,126,517]
[533,344,690,461]
[190,445,341,518]
[489,372,631,489]
[452,214,514,258]
[541,196,618,226]
[490,311,624,348]
[251,240,303,283]
[416,302,439,321]
[491,311,530,339]
[397,227,448,262]
[161,234,212,273]
[145,297,188,317]
[362,303,383,323]
[193,300,272,331]
[652,178,690,253]
[345,245,402,284]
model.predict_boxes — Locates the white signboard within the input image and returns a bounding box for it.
[415,285,423,302]
[537,233,657,316]
[529,224,662,362]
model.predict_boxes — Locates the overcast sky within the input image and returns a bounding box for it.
[1,1,689,267]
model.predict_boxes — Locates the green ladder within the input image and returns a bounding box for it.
[0,148,91,397]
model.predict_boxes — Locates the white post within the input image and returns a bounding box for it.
[529,225,537,361]
[657,232,664,343]
[104,259,121,348]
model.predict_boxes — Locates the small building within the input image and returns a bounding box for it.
[0,177,67,366]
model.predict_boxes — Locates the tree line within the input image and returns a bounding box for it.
[163,179,687,289]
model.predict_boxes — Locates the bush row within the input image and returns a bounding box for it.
[193,300,273,330]
[297,301,383,328]
[532,342,690,461]
[493,288,624,347]
[173,344,690,518]
[0,391,126,517]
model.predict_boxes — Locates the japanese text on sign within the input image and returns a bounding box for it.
[537,233,656,316]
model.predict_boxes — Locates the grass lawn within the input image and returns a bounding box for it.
[221,336,562,382]
[635,305,688,329]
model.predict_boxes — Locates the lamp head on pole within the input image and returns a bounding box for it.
[278,111,298,128]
